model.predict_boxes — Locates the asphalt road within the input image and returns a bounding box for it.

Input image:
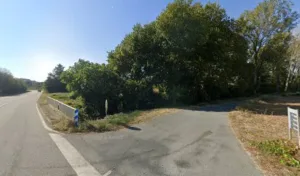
[0,91,262,176]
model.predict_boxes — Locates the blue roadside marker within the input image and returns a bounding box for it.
[74,109,79,127]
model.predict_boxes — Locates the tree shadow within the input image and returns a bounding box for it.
[0,90,29,97]
[237,96,300,116]
[121,124,142,131]
[174,102,239,113]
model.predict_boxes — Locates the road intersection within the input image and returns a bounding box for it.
[0,91,261,176]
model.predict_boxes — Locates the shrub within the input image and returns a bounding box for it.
[255,140,300,167]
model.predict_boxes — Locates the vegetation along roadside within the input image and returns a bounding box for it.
[229,95,300,176]
[42,0,300,124]
[38,92,178,133]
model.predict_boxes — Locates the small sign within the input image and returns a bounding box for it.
[105,99,108,116]
[74,109,79,127]
[287,107,300,146]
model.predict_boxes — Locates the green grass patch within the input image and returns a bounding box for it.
[49,93,84,109]
[254,139,300,167]
[76,110,142,132]
[48,93,149,132]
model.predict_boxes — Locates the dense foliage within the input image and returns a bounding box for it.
[44,64,67,93]
[20,78,42,90]
[0,68,27,95]
[50,0,299,118]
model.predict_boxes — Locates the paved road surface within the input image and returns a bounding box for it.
[0,91,262,176]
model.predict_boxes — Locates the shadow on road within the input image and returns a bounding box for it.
[178,102,239,113]
[0,90,30,97]
[121,124,142,131]
[236,96,300,116]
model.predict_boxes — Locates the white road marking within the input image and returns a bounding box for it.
[103,170,112,176]
[0,103,8,108]
[49,133,102,176]
[35,104,61,134]
[36,101,112,176]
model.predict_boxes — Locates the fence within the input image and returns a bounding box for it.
[47,96,77,119]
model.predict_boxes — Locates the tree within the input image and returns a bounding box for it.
[261,33,291,92]
[44,64,67,93]
[285,35,300,91]
[238,0,299,94]
[61,59,124,117]
[53,0,300,119]
[0,68,27,95]
[109,1,249,103]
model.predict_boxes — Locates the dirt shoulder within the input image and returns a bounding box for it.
[37,92,74,131]
[229,96,300,176]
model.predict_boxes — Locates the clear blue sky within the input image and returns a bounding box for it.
[0,0,299,81]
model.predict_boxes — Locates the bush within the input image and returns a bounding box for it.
[255,140,300,167]
[75,110,142,132]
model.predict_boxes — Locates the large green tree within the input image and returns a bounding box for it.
[109,1,249,103]
[238,0,299,94]
[61,59,124,117]
[0,68,27,95]
[60,0,300,119]
[285,35,300,91]
[44,64,67,93]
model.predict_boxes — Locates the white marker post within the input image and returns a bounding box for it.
[287,107,300,146]
[105,99,108,117]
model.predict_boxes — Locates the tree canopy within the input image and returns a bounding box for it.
[238,0,299,93]
[44,64,67,93]
[0,68,27,95]
[46,0,299,118]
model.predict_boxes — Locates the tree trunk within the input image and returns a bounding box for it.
[284,68,291,92]
[285,63,296,92]
[276,73,280,93]
[253,69,257,95]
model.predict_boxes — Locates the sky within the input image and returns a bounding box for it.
[0,0,299,82]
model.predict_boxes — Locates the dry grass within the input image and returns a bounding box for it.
[38,92,76,132]
[229,96,300,176]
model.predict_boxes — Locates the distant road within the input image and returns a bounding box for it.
[0,91,261,176]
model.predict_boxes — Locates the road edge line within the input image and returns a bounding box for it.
[49,133,103,176]
[103,170,112,176]
[36,104,62,134]
[0,103,8,108]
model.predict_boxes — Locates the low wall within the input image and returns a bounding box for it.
[47,96,76,119]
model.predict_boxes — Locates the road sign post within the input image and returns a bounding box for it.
[287,107,300,146]
[74,109,79,127]
[105,99,108,117]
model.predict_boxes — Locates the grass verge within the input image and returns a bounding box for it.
[49,92,83,109]
[229,96,300,176]
[38,92,178,133]
[72,108,178,133]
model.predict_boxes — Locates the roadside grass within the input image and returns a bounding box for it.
[49,92,83,109]
[38,92,74,131]
[69,108,178,132]
[38,92,178,133]
[76,110,143,132]
[229,96,300,176]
